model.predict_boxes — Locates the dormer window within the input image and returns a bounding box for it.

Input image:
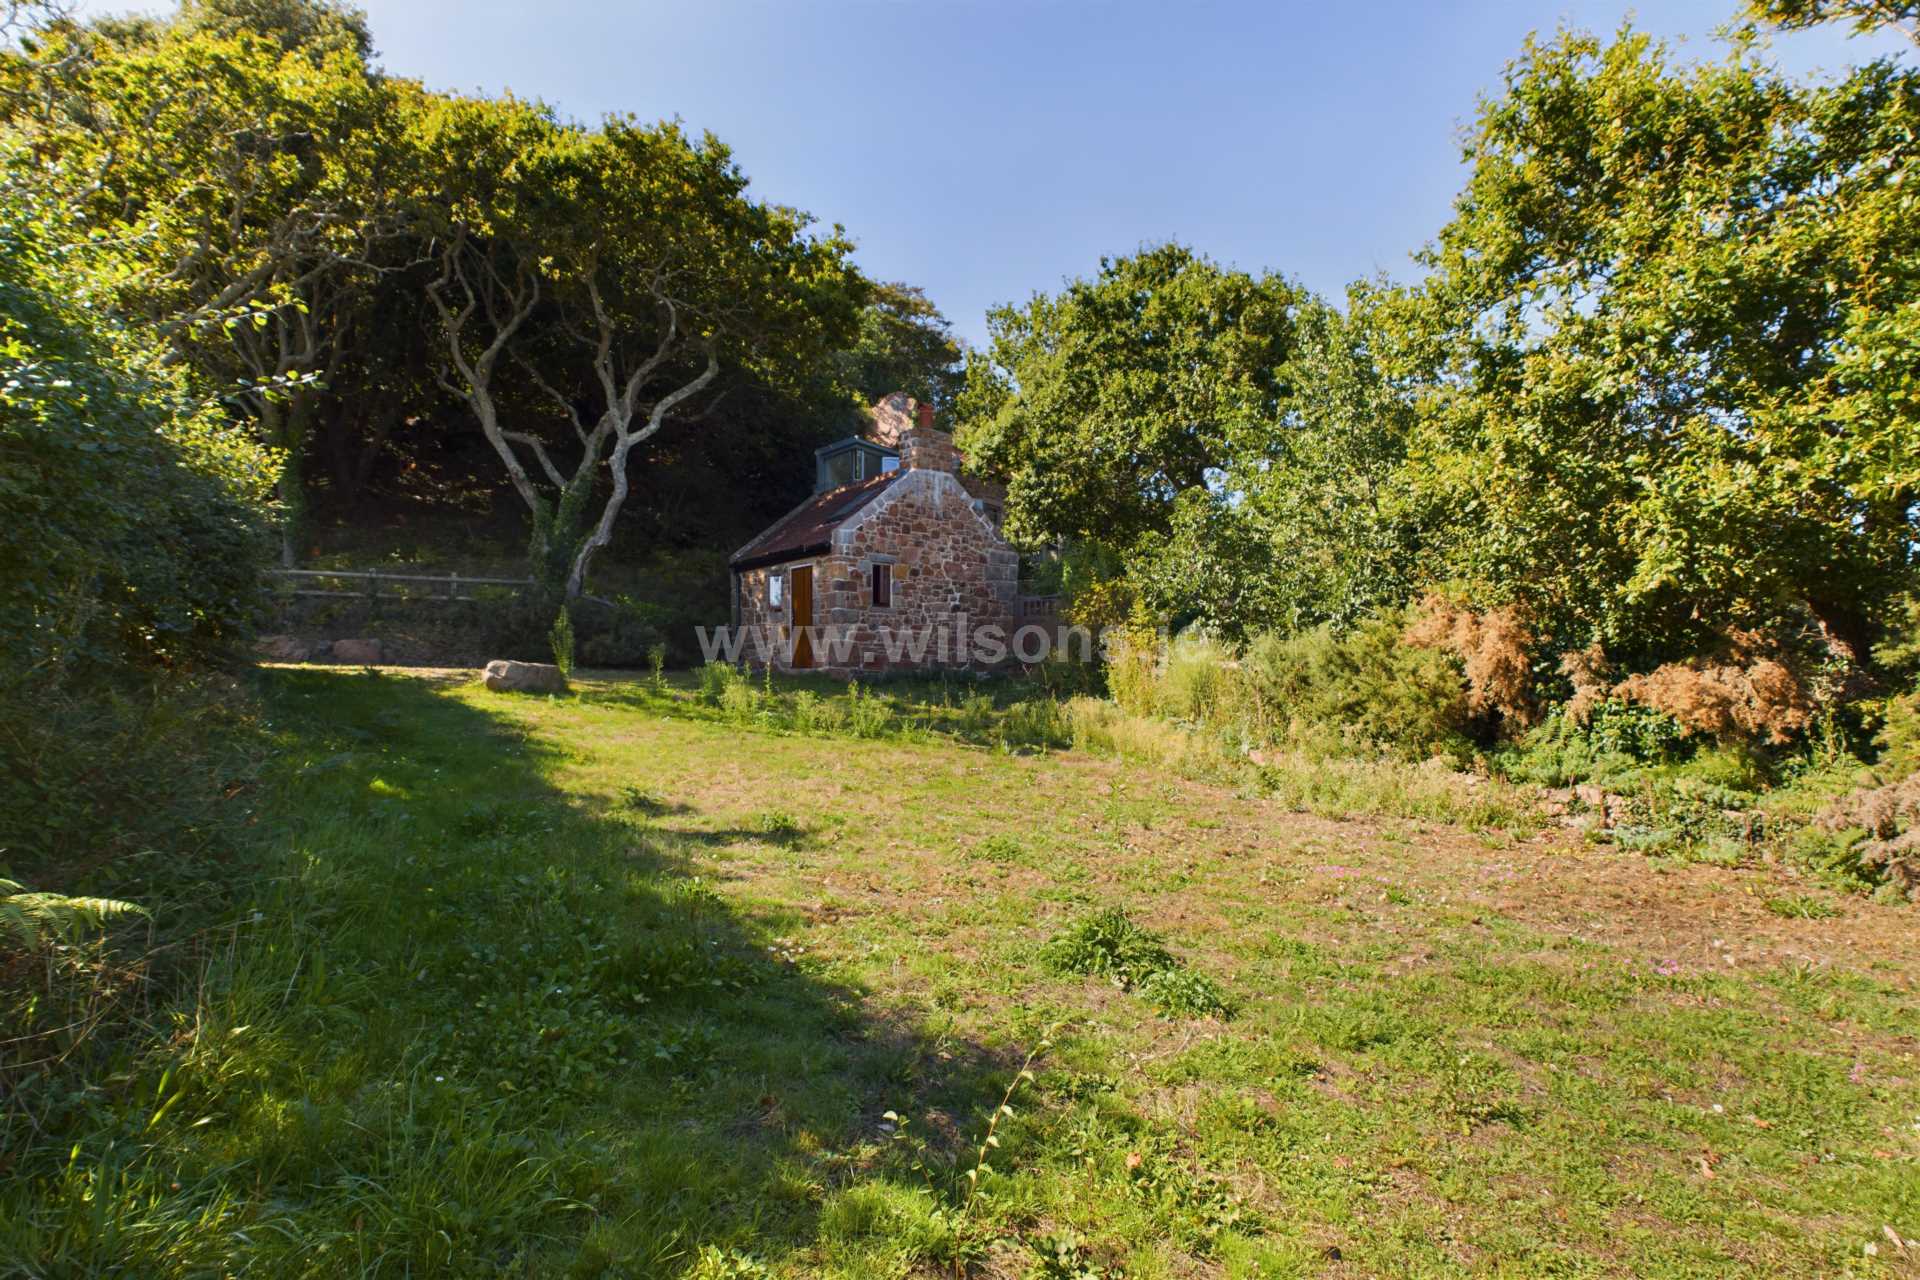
[814,436,900,492]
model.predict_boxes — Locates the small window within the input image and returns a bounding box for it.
[880,455,900,473]
[871,562,892,608]
[768,573,784,608]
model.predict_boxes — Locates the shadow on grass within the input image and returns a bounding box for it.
[0,668,1024,1278]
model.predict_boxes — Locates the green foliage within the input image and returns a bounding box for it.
[1242,615,1470,761]
[1135,968,1233,1020]
[1763,894,1840,919]
[0,160,276,677]
[1137,288,1434,637]
[1041,908,1178,987]
[0,878,146,949]
[697,661,738,705]
[956,243,1301,552]
[832,280,964,412]
[548,605,575,679]
[1742,0,1919,40]
[843,681,894,739]
[1042,908,1231,1018]
[1412,27,1920,663]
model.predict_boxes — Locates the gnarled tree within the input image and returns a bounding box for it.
[416,96,863,604]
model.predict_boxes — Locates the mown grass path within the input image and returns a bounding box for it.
[14,668,1912,1278]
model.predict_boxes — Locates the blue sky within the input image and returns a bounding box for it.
[249,3,1917,345]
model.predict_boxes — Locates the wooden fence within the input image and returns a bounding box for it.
[268,568,532,605]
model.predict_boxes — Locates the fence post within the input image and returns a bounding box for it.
[449,570,458,603]
[367,570,377,619]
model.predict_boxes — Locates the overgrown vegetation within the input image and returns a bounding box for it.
[9,667,1908,1276]
[954,3,1920,897]
[2,0,1918,1273]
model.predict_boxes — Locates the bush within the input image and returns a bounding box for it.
[1,164,275,679]
[997,697,1072,751]
[1243,613,1470,761]
[574,594,665,668]
[1158,631,1237,723]
[698,662,739,705]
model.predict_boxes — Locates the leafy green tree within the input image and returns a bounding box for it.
[5,15,408,563]
[414,95,864,602]
[173,0,373,61]
[1144,287,1434,637]
[955,243,1301,553]
[1410,26,1920,664]
[833,281,963,413]
[1743,0,1918,40]
[0,157,276,676]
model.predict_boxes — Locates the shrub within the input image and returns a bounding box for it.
[1612,632,1815,746]
[697,661,738,705]
[549,606,575,678]
[1814,771,1920,898]
[997,697,1072,751]
[720,679,759,722]
[1104,626,1163,718]
[574,594,665,668]
[957,692,996,740]
[1159,631,1236,723]
[1,163,275,679]
[1243,613,1470,761]
[1404,594,1536,728]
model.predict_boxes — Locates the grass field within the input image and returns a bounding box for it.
[6,667,1917,1278]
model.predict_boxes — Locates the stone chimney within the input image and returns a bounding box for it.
[899,402,961,473]
[868,391,914,448]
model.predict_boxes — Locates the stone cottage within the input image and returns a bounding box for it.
[728,393,1023,675]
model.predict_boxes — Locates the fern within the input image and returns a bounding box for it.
[0,878,147,949]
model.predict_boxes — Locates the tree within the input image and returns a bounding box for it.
[1408,26,1920,665]
[1124,286,1436,638]
[955,244,1301,553]
[4,15,408,562]
[173,0,372,61]
[0,155,276,677]
[833,281,963,413]
[1743,0,1918,41]
[415,95,864,603]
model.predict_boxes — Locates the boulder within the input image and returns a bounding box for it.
[330,638,383,664]
[256,634,311,662]
[483,659,567,694]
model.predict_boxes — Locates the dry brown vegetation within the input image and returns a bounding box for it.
[1612,633,1816,745]
[1404,594,1536,727]
[1819,771,1920,897]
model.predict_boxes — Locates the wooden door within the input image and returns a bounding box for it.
[790,565,814,669]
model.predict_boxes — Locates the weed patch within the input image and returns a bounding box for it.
[1042,908,1232,1019]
